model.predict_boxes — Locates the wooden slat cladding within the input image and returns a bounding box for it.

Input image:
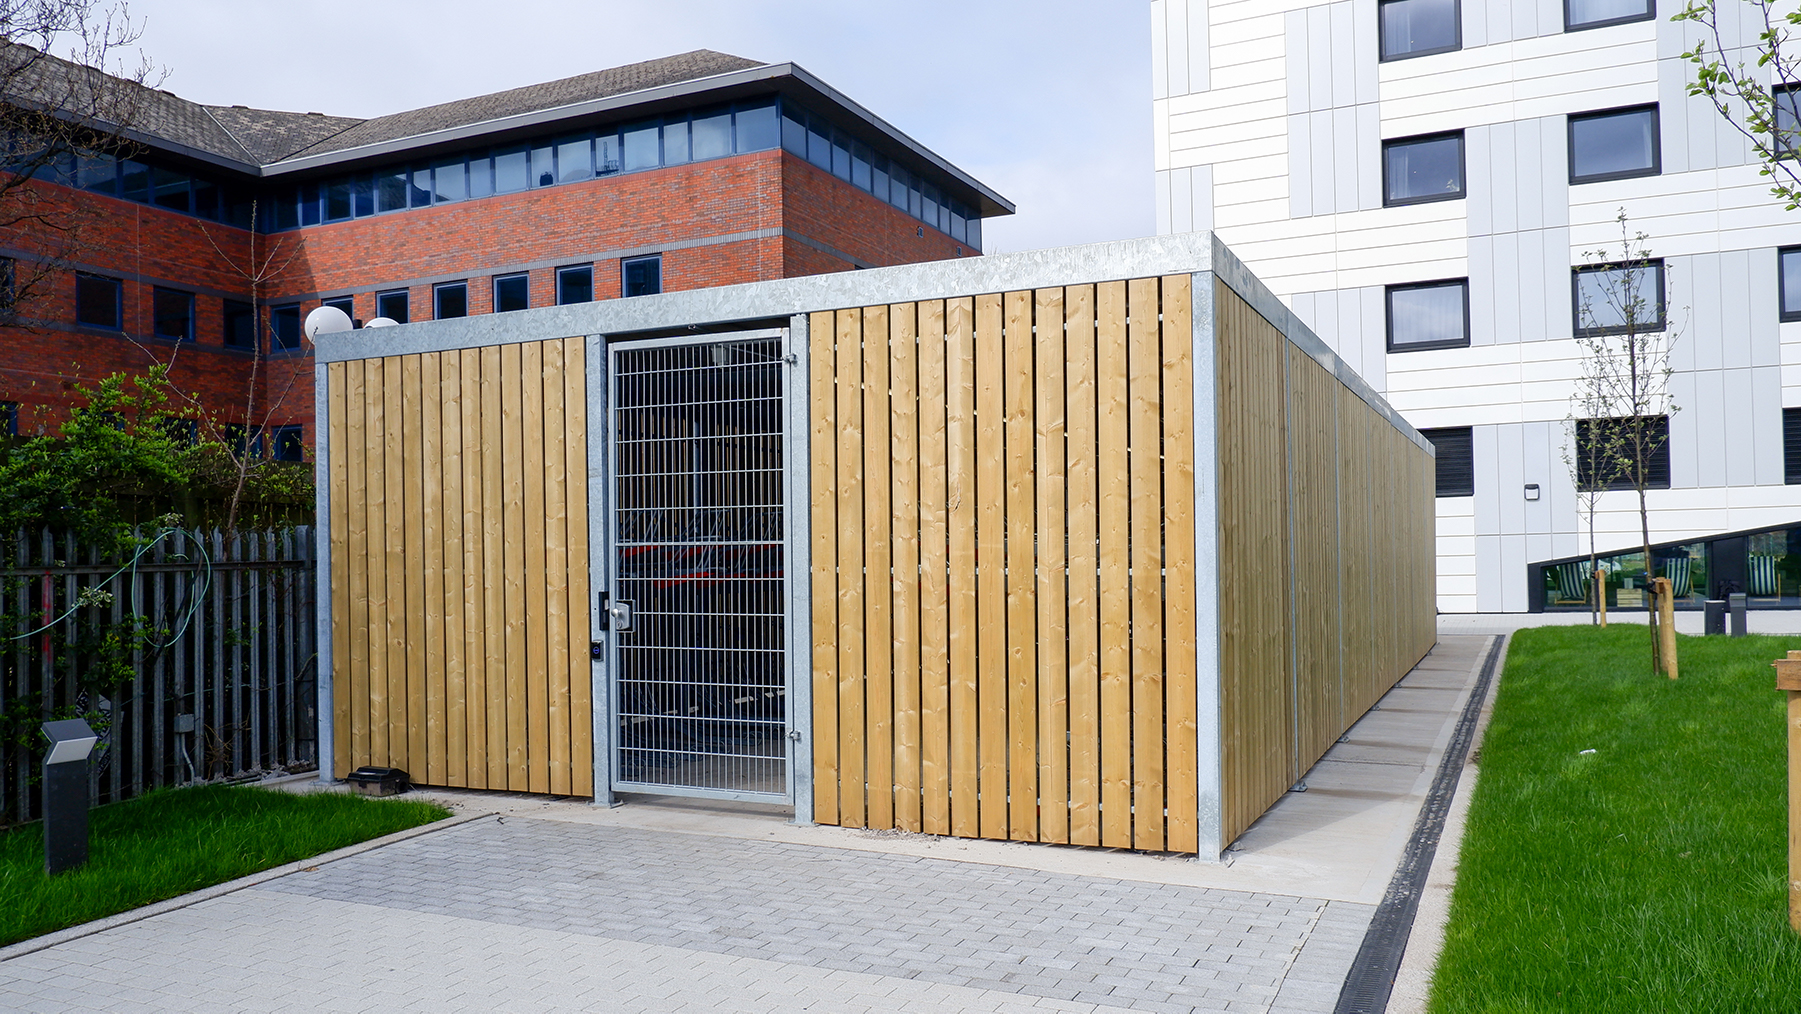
[1214,280,1436,850]
[328,338,592,795]
[808,275,1200,852]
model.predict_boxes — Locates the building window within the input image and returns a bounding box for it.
[223,299,256,348]
[557,265,593,305]
[0,256,14,313]
[1565,0,1654,32]
[1776,85,1801,159]
[271,425,305,463]
[1386,279,1470,352]
[622,255,662,297]
[376,290,409,324]
[1419,427,1474,497]
[0,401,17,437]
[269,304,301,350]
[1573,261,1665,336]
[322,295,355,326]
[1382,131,1465,206]
[1786,409,1801,484]
[1569,105,1660,183]
[1783,248,1801,322]
[1379,0,1460,61]
[224,423,264,459]
[434,281,468,319]
[1575,416,1671,490]
[493,273,529,313]
[75,273,122,330]
[151,287,194,342]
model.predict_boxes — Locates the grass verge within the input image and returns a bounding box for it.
[0,783,449,947]
[1429,625,1801,1012]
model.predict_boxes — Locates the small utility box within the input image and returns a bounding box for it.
[345,766,409,797]
[41,719,96,874]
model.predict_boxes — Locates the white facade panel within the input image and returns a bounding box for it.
[1160,1,1801,611]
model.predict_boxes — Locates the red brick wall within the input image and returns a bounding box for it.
[0,147,985,448]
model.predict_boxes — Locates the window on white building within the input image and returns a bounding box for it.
[1386,279,1470,351]
[1382,132,1465,205]
[1564,0,1654,32]
[1781,248,1801,322]
[1573,261,1665,336]
[1419,427,1474,497]
[1776,85,1801,159]
[1379,0,1460,61]
[1569,105,1660,183]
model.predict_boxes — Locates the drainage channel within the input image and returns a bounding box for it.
[1333,634,1508,1014]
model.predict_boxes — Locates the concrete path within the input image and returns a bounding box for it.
[0,638,1499,1014]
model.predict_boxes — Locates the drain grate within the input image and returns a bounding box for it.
[1333,635,1507,1014]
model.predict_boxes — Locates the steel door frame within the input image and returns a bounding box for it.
[587,327,803,807]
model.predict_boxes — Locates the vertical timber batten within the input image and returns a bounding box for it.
[319,241,1431,856]
[330,338,593,794]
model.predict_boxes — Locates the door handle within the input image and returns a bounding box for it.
[609,599,634,632]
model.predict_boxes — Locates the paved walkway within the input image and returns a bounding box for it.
[0,638,1500,1014]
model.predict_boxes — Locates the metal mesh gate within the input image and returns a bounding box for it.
[608,335,788,800]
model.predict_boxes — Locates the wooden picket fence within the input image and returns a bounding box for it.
[0,527,318,826]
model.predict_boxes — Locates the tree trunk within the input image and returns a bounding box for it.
[1641,484,1659,676]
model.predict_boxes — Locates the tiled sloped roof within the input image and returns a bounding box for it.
[0,40,253,163]
[280,50,764,161]
[2,42,763,170]
[202,106,362,165]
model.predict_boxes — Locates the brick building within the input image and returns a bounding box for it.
[0,49,1012,452]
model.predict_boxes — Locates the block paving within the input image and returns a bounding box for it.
[1,815,1372,1012]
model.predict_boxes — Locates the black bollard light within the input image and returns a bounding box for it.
[1704,599,1726,635]
[1730,592,1749,638]
[41,719,96,875]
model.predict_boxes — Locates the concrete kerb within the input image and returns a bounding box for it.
[0,809,495,964]
[1384,633,1512,1014]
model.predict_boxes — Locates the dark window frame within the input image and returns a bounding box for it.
[1385,277,1471,352]
[74,272,123,330]
[268,303,302,351]
[1776,83,1801,160]
[1419,426,1475,497]
[1786,407,1801,484]
[151,286,195,343]
[271,424,305,463]
[1381,130,1467,207]
[375,289,409,325]
[1563,0,1655,32]
[1568,103,1661,184]
[1782,247,1801,322]
[622,255,663,298]
[1575,414,1672,491]
[433,280,468,320]
[1572,259,1667,337]
[223,299,256,349]
[1378,0,1462,62]
[493,272,530,313]
[556,264,594,306]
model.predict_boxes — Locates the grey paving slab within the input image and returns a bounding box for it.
[0,638,1497,1012]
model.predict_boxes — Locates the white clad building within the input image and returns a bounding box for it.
[1152,0,1801,612]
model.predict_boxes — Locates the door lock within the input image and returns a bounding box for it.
[609,599,634,632]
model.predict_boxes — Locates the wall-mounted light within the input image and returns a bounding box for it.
[1524,483,1541,501]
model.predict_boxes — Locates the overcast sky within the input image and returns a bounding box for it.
[123,0,1154,254]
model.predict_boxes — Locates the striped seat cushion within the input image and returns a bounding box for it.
[1750,554,1781,597]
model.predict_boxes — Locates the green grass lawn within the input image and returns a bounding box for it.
[0,784,449,947]
[1430,625,1801,1013]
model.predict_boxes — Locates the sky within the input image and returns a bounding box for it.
[118,0,1155,254]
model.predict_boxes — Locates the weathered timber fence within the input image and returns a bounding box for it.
[0,527,318,825]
